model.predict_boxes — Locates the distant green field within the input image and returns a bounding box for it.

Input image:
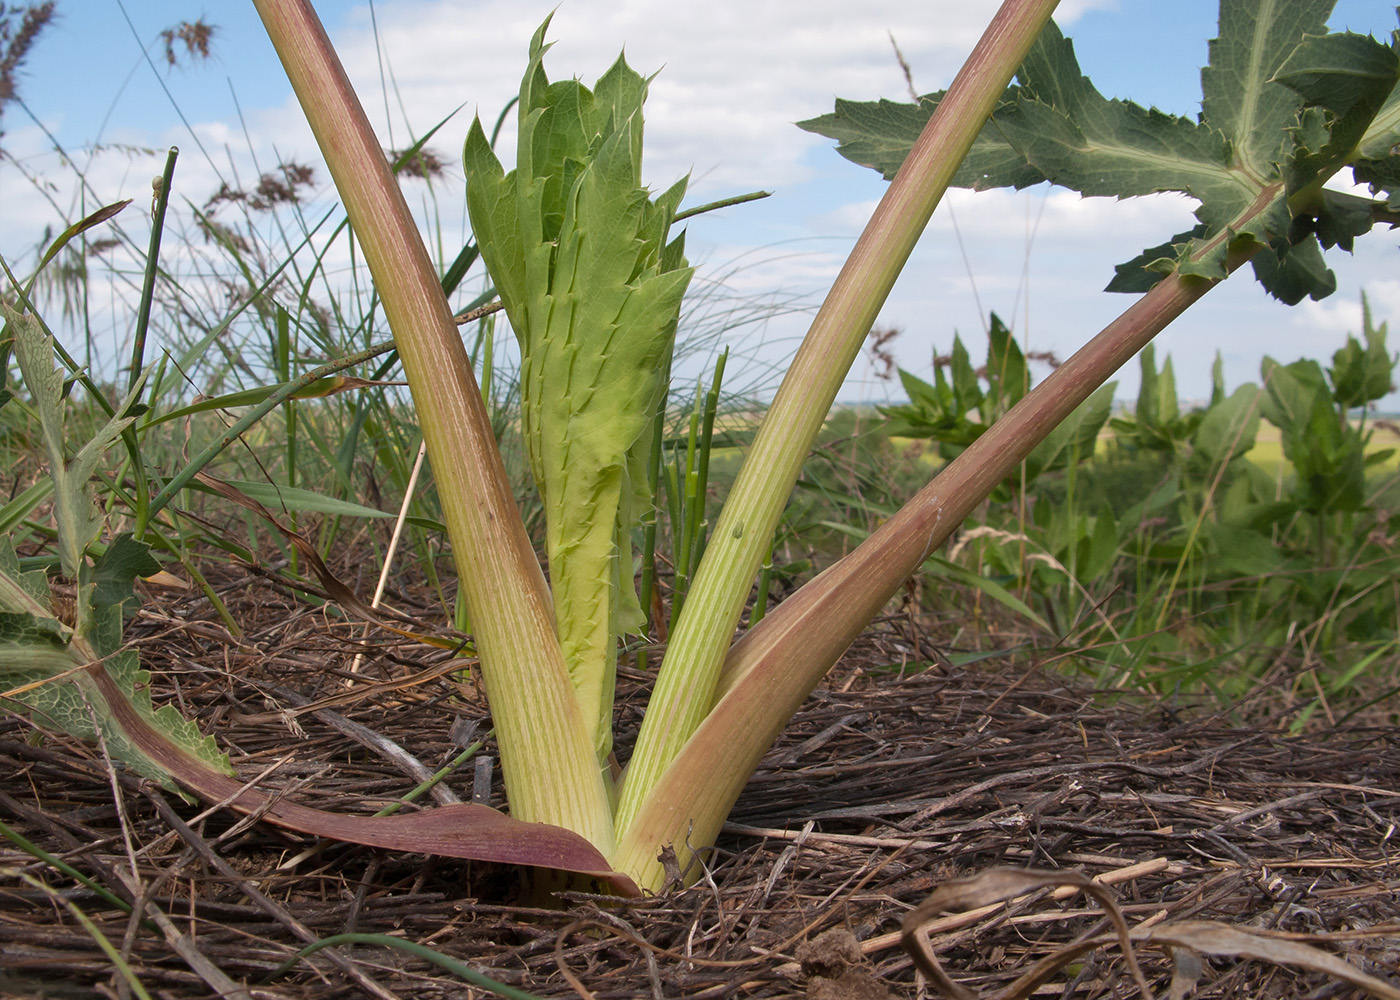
[888,416,1400,480]
[1247,420,1400,476]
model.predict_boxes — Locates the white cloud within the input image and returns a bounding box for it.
[948,188,1199,241]
[1295,279,1400,338]
[812,187,1199,248]
[328,0,1028,197]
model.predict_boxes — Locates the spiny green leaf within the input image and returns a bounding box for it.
[1273,29,1399,119]
[5,308,90,580]
[464,21,693,763]
[463,119,526,314]
[1311,188,1383,251]
[1248,235,1336,304]
[0,339,228,786]
[0,533,54,616]
[994,22,1238,207]
[797,93,1045,190]
[986,15,1298,287]
[1309,44,1400,217]
[802,0,1400,304]
[1357,28,1400,160]
[1202,0,1334,176]
[1277,32,1400,238]
[91,609,231,778]
[89,533,160,612]
[0,577,232,785]
[1352,154,1400,209]
[1352,43,1400,203]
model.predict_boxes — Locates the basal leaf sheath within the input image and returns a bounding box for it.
[253,0,613,849]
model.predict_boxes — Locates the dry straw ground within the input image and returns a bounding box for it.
[1,558,1397,999]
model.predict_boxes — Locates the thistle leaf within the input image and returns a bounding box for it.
[0,537,233,785]
[800,0,1400,303]
[993,23,1236,207]
[1275,29,1400,229]
[0,533,53,617]
[90,533,162,612]
[1201,0,1335,177]
[797,93,1045,190]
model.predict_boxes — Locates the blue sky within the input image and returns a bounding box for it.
[4,1,1400,406]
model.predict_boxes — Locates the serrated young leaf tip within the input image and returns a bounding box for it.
[463,19,693,764]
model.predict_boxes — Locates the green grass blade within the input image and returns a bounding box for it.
[0,821,134,916]
[5,869,155,1000]
[266,933,546,999]
[747,541,775,628]
[145,339,398,521]
[673,189,771,223]
[923,555,1049,630]
[0,479,53,536]
[130,147,178,394]
[688,351,728,583]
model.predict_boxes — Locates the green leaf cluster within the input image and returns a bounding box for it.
[1259,304,1396,515]
[1105,347,1264,477]
[1109,345,1195,455]
[0,306,229,785]
[880,315,1114,496]
[930,305,1396,679]
[462,17,693,763]
[1329,294,1396,408]
[800,0,1400,304]
[882,315,1030,444]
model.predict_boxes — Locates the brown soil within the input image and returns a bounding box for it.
[1,563,1397,999]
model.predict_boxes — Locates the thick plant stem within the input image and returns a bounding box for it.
[253,0,613,849]
[613,241,1261,889]
[615,0,1062,845]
